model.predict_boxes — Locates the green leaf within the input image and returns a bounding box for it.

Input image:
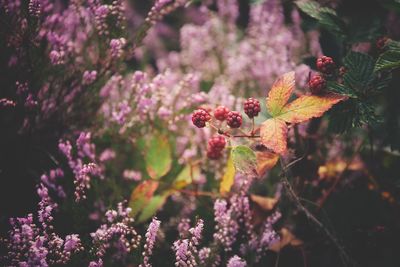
[137,194,167,223]
[375,40,400,72]
[296,1,346,39]
[142,132,172,180]
[375,51,400,71]
[231,145,257,176]
[172,164,200,189]
[129,180,159,217]
[295,1,336,20]
[343,52,375,90]
[326,81,357,98]
[220,153,236,195]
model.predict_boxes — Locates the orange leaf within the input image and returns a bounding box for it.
[260,118,288,155]
[250,194,278,211]
[266,71,295,116]
[269,228,303,252]
[277,93,346,124]
[256,150,279,176]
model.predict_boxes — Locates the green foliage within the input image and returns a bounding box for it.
[343,52,375,90]
[137,194,167,223]
[138,132,172,180]
[327,52,387,132]
[295,0,346,39]
[375,40,400,71]
[231,145,257,176]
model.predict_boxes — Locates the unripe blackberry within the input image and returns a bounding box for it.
[244,98,261,118]
[191,109,211,128]
[316,56,336,74]
[308,74,326,95]
[208,135,226,152]
[214,106,230,121]
[226,111,242,128]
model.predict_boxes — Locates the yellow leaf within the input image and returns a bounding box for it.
[256,150,279,176]
[260,118,288,155]
[266,71,295,116]
[173,164,201,189]
[269,228,303,252]
[277,94,346,124]
[220,155,236,195]
[318,158,364,180]
[250,194,278,211]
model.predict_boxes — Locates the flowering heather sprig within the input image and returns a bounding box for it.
[173,239,196,267]
[94,4,110,35]
[245,211,281,261]
[76,132,96,160]
[75,163,101,201]
[178,218,191,237]
[189,219,204,246]
[140,218,161,267]
[28,0,41,17]
[83,70,98,85]
[213,199,239,251]
[173,219,204,267]
[59,132,101,201]
[49,50,65,65]
[198,247,211,264]
[227,255,247,267]
[0,98,16,108]
[110,38,126,59]
[145,0,188,26]
[112,100,132,125]
[90,202,141,260]
[1,183,82,266]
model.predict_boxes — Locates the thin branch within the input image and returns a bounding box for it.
[279,158,356,267]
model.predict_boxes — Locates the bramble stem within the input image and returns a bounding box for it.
[279,158,356,267]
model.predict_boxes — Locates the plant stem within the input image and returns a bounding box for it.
[279,158,356,267]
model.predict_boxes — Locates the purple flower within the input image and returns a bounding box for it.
[140,218,161,267]
[227,255,246,267]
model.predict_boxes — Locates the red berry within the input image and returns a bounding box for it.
[207,149,222,160]
[308,74,326,95]
[214,106,230,121]
[191,109,211,128]
[208,135,226,151]
[206,135,226,160]
[316,56,336,74]
[376,36,389,51]
[226,111,242,128]
[243,98,261,118]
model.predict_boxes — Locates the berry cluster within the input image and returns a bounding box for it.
[309,55,338,95]
[191,98,262,160]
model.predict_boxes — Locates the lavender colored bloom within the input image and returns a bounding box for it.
[122,169,142,181]
[83,70,98,85]
[110,38,126,58]
[189,219,203,245]
[227,255,246,267]
[90,203,141,260]
[140,217,161,267]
